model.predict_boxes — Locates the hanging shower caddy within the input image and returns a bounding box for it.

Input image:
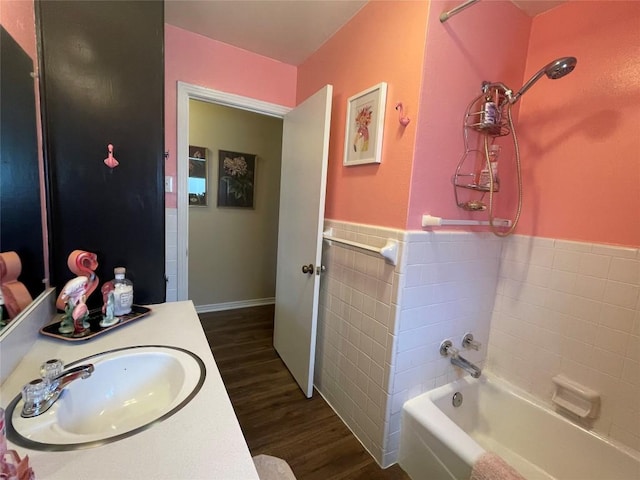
[434,0,579,237]
[452,82,511,213]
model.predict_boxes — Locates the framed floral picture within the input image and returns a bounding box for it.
[217,150,256,208]
[343,82,387,166]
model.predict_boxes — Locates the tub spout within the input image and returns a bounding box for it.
[440,340,481,378]
[450,354,482,378]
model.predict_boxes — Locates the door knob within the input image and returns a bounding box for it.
[301,264,314,275]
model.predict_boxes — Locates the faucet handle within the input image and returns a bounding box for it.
[440,339,459,357]
[40,359,64,381]
[21,379,50,417]
[462,333,481,350]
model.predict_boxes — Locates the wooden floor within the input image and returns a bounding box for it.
[199,305,409,480]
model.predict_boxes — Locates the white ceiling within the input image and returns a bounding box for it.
[164,0,367,65]
[511,0,565,17]
[164,1,566,66]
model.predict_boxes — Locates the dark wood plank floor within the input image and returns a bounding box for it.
[199,305,409,480]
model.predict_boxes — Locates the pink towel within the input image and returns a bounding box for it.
[470,452,526,480]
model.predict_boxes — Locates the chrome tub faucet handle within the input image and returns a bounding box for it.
[439,340,459,357]
[440,339,482,379]
[462,333,481,351]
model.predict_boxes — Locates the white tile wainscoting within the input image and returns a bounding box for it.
[166,211,639,462]
[488,236,640,451]
[315,220,503,467]
[315,220,403,466]
[165,208,178,302]
[316,221,639,467]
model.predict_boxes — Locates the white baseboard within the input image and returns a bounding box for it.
[195,297,275,314]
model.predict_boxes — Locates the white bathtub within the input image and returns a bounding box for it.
[398,373,640,480]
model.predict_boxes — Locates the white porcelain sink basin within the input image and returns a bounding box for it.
[6,345,205,450]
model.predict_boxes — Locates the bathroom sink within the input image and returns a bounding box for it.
[6,345,206,451]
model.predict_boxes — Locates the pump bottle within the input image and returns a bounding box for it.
[112,267,133,316]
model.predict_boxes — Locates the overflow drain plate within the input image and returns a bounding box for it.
[452,392,463,407]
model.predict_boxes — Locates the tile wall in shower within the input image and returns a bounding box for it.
[488,236,640,451]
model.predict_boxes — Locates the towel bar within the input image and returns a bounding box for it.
[322,229,398,266]
[422,214,511,227]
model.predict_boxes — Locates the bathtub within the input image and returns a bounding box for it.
[398,373,640,480]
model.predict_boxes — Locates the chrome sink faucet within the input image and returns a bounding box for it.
[440,340,482,379]
[21,360,94,418]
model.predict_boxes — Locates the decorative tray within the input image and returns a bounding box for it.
[39,305,152,342]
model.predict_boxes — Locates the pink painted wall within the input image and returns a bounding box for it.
[297,1,429,229]
[516,1,640,247]
[164,25,297,208]
[0,0,37,60]
[407,0,532,229]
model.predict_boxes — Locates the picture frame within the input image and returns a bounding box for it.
[217,150,256,208]
[343,82,387,166]
[188,145,208,206]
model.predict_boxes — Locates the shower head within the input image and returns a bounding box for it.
[510,57,577,104]
[545,56,577,79]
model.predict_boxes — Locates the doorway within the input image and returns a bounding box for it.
[186,100,283,311]
[177,82,333,397]
[176,82,291,303]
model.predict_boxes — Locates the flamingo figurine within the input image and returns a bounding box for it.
[56,250,99,311]
[58,276,90,334]
[56,250,99,335]
[100,281,119,327]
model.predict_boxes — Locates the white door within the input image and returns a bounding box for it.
[273,85,333,398]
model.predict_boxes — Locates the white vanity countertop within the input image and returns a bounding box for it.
[0,301,260,480]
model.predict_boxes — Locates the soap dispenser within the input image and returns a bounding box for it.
[112,267,133,316]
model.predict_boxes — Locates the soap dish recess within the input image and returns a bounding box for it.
[551,375,600,419]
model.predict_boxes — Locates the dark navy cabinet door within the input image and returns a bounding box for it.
[38,0,165,306]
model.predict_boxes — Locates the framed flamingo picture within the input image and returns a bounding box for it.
[343,82,387,166]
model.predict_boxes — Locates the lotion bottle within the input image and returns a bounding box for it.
[113,267,133,316]
[478,144,500,190]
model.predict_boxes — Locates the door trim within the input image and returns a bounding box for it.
[176,82,291,300]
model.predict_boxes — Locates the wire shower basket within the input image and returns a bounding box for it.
[453,85,510,211]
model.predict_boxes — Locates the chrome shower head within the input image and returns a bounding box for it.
[545,56,577,79]
[510,56,577,103]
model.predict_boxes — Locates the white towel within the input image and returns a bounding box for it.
[252,454,297,480]
[470,452,526,480]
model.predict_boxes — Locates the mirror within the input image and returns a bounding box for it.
[0,0,48,336]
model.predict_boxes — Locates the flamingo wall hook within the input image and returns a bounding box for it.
[104,143,119,169]
[395,102,411,127]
